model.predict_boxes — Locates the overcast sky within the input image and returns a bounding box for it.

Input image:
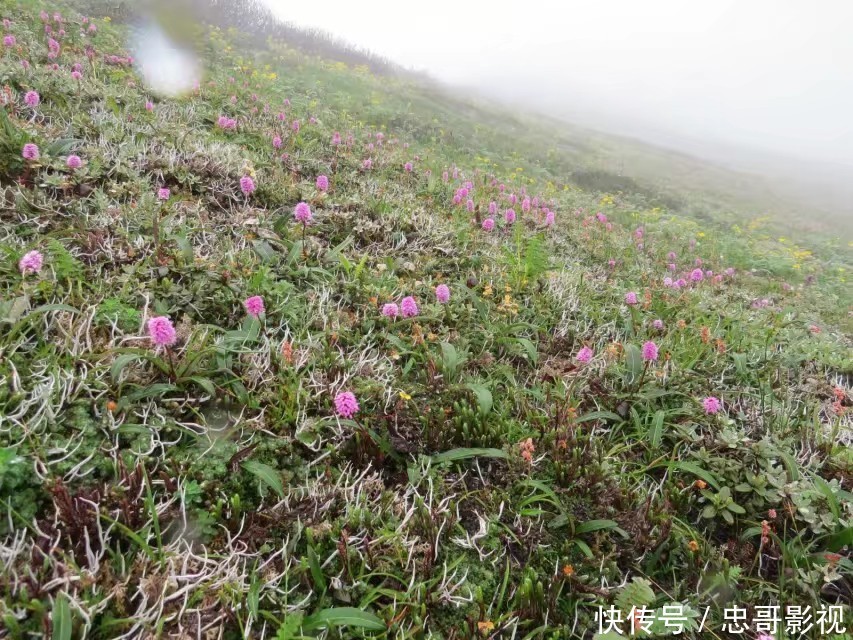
[258,0,853,169]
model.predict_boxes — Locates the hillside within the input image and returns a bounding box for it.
[0,2,851,639]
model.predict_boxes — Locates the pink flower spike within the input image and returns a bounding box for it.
[334,391,359,418]
[24,90,40,107]
[435,284,450,304]
[702,396,722,414]
[576,346,593,363]
[294,201,312,223]
[66,155,82,169]
[482,218,495,231]
[19,250,43,275]
[401,296,419,318]
[240,175,256,195]
[382,303,399,318]
[315,175,329,191]
[147,316,177,347]
[625,291,639,305]
[244,295,264,318]
[22,143,39,161]
[641,341,659,361]
[157,188,170,201]
[505,208,516,224]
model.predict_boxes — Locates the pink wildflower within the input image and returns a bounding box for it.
[401,296,419,318]
[24,90,39,107]
[404,161,413,172]
[521,197,531,213]
[71,70,81,80]
[147,316,177,347]
[641,341,659,361]
[545,211,555,226]
[702,396,721,414]
[294,202,312,223]
[382,303,399,318]
[576,346,593,363]
[66,155,81,169]
[157,187,170,201]
[505,208,516,224]
[3,35,15,47]
[244,295,264,318]
[625,291,639,305]
[331,131,341,145]
[488,201,497,215]
[334,391,359,418]
[272,135,282,148]
[466,199,474,212]
[22,143,39,160]
[291,119,300,132]
[145,100,154,111]
[316,175,329,191]
[482,218,495,231]
[362,158,372,170]
[690,268,704,282]
[19,250,43,275]
[652,319,664,330]
[240,175,256,195]
[435,284,450,304]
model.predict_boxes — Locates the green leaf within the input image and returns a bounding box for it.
[813,477,841,520]
[52,593,72,640]
[431,448,507,464]
[665,461,721,490]
[465,383,493,415]
[121,383,179,406]
[515,337,539,364]
[576,519,629,539]
[624,344,643,382]
[111,353,145,382]
[242,461,284,497]
[303,607,385,631]
[575,411,623,424]
[650,410,664,449]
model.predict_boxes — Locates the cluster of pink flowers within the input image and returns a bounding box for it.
[316,175,329,191]
[3,35,16,47]
[158,187,170,201]
[217,115,237,130]
[244,295,264,318]
[435,284,450,304]
[22,143,39,160]
[576,346,593,363]
[240,175,256,195]
[624,291,638,305]
[104,54,132,66]
[505,208,516,224]
[482,218,495,231]
[334,391,359,418]
[294,202,312,223]
[401,296,419,318]
[19,249,44,275]
[702,396,721,414]
[381,303,399,318]
[641,341,659,361]
[24,90,39,107]
[147,316,177,347]
[66,154,82,169]
[519,438,535,464]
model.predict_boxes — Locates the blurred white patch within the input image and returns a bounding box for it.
[132,21,200,97]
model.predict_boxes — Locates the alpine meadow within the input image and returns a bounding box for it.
[0,1,851,639]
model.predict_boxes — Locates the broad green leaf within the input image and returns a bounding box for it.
[431,448,507,464]
[465,383,493,415]
[52,593,72,640]
[303,607,385,631]
[242,461,284,497]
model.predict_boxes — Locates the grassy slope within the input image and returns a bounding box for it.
[0,2,851,638]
